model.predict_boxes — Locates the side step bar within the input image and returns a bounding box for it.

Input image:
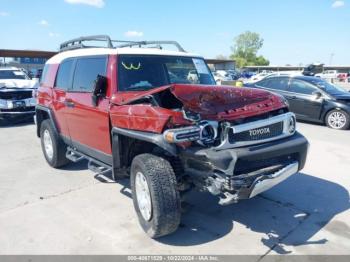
[66,147,114,179]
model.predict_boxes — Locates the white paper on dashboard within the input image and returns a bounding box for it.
[192,58,209,74]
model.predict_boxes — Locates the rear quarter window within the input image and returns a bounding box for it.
[72,57,107,92]
[55,59,74,90]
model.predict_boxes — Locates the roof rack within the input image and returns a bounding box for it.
[59,35,113,52]
[117,41,186,52]
[59,35,186,53]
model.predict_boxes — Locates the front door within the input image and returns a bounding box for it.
[287,79,323,120]
[65,56,112,164]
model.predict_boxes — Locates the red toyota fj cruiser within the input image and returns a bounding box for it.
[36,35,308,238]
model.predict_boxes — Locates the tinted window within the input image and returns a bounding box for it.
[72,57,107,92]
[55,60,74,90]
[40,65,49,85]
[257,77,289,91]
[289,79,318,95]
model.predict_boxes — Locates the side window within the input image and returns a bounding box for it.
[40,65,49,85]
[289,80,318,95]
[72,57,107,92]
[256,78,269,87]
[55,60,74,90]
[258,77,288,91]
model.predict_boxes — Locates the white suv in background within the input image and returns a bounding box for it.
[213,70,232,85]
[315,70,339,80]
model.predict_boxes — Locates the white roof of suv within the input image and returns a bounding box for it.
[47,47,200,65]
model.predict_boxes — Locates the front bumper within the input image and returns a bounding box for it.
[180,132,308,204]
[0,108,35,119]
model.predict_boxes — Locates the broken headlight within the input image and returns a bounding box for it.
[163,121,218,145]
[198,121,218,145]
[0,99,8,109]
[164,126,201,143]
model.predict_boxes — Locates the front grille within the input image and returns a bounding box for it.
[0,91,32,100]
[229,121,283,143]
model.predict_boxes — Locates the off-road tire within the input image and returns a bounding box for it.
[40,119,70,168]
[325,109,350,130]
[130,153,181,238]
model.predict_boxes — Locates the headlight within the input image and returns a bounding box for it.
[32,89,38,98]
[199,121,218,145]
[164,126,201,143]
[29,97,37,106]
[163,121,218,145]
[0,99,7,109]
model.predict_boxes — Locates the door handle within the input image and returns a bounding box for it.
[64,99,75,108]
[286,95,297,100]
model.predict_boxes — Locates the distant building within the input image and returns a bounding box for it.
[243,65,350,73]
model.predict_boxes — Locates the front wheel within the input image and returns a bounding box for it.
[325,110,350,130]
[130,154,181,238]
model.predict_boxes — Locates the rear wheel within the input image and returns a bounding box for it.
[130,153,181,238]
[326,110,350,130]
[40,119,70,168]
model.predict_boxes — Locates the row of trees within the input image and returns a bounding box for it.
[218,31,270,68]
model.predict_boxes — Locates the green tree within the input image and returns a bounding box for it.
[230,31,269,68]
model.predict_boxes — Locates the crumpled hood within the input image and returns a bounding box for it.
[169,84,286,120]
[0,79,39,89]
[170,84,279,112]
[111,84,287,121]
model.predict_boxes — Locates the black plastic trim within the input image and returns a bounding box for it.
[35,105,59,137]
[69,139,113,166]
[112,127,177,156]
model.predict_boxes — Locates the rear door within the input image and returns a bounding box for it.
[65,55,112,164]
[52,59,75,142]
[287,79,323,120]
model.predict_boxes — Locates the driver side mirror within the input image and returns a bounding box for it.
[312,91,322,99]
[92,75,107,107]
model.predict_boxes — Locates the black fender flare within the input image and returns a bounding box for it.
[35,105,59,137]
[111,127,177,169]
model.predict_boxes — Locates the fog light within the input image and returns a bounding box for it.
[288,115,296,134]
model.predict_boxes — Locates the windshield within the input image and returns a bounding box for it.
[0,70,29,80]
[118,55,215,91]
[309,78,347,94]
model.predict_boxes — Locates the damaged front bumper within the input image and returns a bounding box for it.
[179,132,308,205]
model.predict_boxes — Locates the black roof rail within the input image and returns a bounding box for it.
[59,35,114,52]
[59,35,186,53]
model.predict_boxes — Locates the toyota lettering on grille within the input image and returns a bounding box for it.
[249,127,271,137]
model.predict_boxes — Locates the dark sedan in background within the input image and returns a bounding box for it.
[246,76,350,130]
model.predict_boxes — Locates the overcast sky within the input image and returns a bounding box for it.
[0,0,349,65]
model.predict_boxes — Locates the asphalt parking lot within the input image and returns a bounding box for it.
[0,120,349,257]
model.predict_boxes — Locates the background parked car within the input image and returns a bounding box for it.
[245,75,350,130]
[240,70,255,79]
[315,70,346,81]
[227,70,241,80]
[0,67,38,122]
[249,71,274,83]
[213,70,232,84]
